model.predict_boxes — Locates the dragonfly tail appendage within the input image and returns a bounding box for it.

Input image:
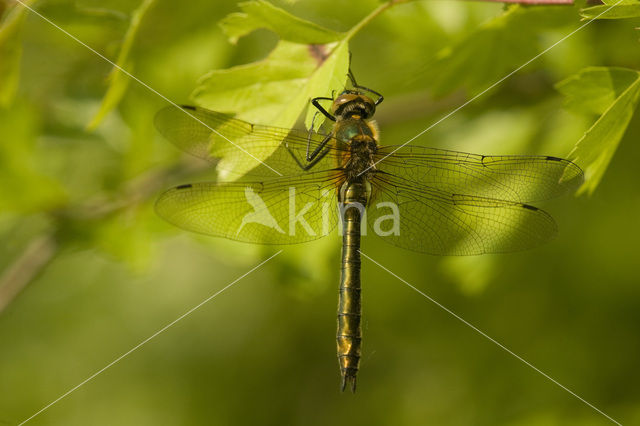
[340,370,358,393]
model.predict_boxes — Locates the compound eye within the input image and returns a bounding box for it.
[354,95,376,119]
[331,94,358,114]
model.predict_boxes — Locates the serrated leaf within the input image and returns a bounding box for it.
[87,0,156,130]
[192,40,349,178]
[580,3,640,19]
[561,67,640,195]
[555,66,640,115]
[219,0,343,44]
[192,41,318,124]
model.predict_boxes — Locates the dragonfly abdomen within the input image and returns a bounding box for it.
[337,180,369,392]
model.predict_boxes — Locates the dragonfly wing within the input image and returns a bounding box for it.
[155,105,344,178]
[375,145,584,203]
[156,170,343,244]
[367,172,558,255]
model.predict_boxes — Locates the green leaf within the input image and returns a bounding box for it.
[193,41,318,125]
[302,42,349,129]
[87,60,133,130]
[559,67,640,195]
[428,5,574,97]
[555,66,640,115]
[219,0,343,44]
[580,3,640,19]
[191,0,401,177]
[87,0,156,130]
[191,40,349,177]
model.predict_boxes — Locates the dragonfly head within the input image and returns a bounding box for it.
[331,91,376,120]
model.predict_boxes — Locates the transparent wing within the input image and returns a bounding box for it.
[367,172,558,255]
[375,145,584,203]
[155,105,346,178]
[155,170,343,244]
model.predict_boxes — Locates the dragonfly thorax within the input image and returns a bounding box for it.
[331,93,376,120]
[343,134,378,180]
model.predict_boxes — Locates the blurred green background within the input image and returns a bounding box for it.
[1,0,640,424]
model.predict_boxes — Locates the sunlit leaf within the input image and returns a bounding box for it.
[87,0,156,130]
[193,41,318,125]
[219,0,343,44]
[192,40,349,178]
[301,42,349,129]
[559,67,640,195]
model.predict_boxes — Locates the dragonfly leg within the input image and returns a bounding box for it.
[307,110,321,160]
[305,146,330,169]
[311,96,336,122]
[348,69,384,106]
[306,120,333,161]
[284,103,334,171]
[285,143,331,171]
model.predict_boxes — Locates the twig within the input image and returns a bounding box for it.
[0,233,58,313]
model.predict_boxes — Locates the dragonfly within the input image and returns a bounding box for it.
[154,72,584,392]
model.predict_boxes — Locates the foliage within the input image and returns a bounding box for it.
[1,0,640,425]
[197,0,350,161]
[86,0,157,130]
[581,0,640,19]
[219,0,344,44]
[426,5,576,97]
[557,67,640,194]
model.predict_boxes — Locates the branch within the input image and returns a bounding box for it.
[0,233,58,313]
[0,158,207,315]
[60,159,205,220]
[466,0,573,4]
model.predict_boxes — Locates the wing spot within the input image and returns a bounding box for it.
[176,184,193,190]
[521,204,539,211]
[546,156,562,162]
[181,105,196,111]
